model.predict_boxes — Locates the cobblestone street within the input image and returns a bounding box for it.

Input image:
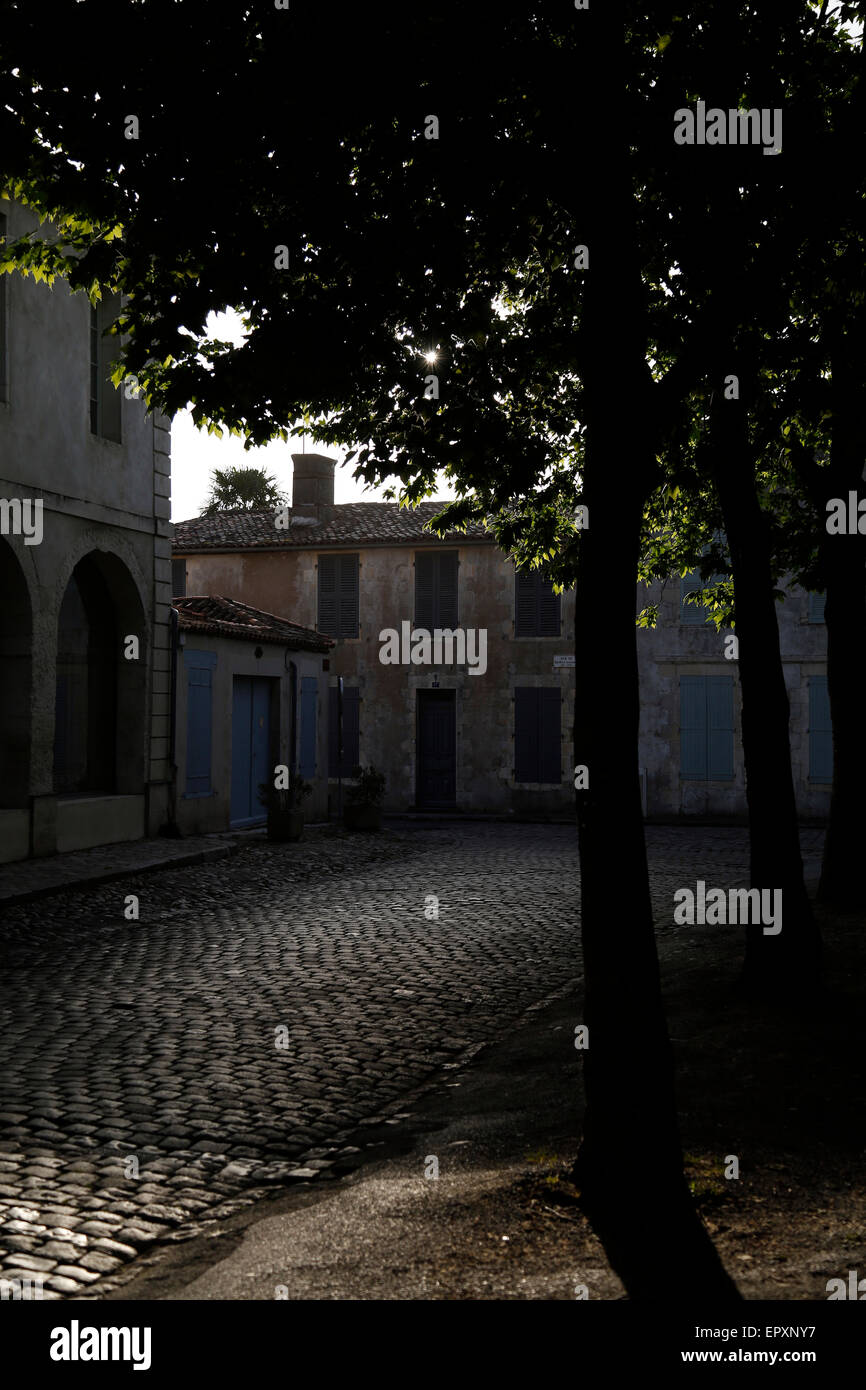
[0,823,825,1298]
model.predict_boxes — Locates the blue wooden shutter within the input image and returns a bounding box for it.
[185,652,216,795]
[318,555,338,636]
[299,675,318,778]
[680,675,707,778]
[809,675,832,781]
[329,685,360,776]
[707,675,734,780]
[680,571,707,624]
[538,687,562,783]
[808,591,826,623]
[514,688,539,781]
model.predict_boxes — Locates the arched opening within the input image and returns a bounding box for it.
[0,540,33,807]
[53,551,147,796]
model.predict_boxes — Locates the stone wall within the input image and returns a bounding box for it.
[637,576,829,819]
[0,197,172,860]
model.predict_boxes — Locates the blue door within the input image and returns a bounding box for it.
[231,675,273,826]
[184,651,217,798]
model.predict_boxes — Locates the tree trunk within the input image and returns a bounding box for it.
[567,20,739,1284]
[819,540,866,907]
[817,345,866,908]
[709,380,821,994]
[572,432,739,1299]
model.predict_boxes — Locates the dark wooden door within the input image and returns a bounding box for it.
[417,690,456,806]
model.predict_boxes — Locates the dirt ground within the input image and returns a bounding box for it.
[101,896,865,1302]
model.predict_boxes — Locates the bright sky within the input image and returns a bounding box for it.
[170,310,454,521]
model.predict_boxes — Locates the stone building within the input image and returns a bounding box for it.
[174,455,578,817]
[637,573,830,821]
[171,596,333,833]
[174,454,830,822]
[0,197,173,862]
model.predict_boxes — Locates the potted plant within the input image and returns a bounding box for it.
[258,770,313,842]
[343,764,386,831]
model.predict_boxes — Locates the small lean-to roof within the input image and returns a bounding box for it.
[173,501,493,553]
[173,595,334,653]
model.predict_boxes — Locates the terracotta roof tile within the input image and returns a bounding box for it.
[173,502,491,552]
[173,595,333,652]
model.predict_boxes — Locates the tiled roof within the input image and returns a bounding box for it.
[173,595,334,652]
[173,502,492,552]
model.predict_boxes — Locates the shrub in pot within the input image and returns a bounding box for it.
[257,770,313,842]
[344,764,386,831]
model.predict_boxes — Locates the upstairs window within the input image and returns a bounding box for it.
[318,553,359,638]
[515,568,561,637]
[90,294,122,442]
[680,569,725,625]
[415,550,458,629]
[808,591,826,623]
[171,559,188,598]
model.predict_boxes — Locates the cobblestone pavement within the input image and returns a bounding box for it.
[0,831,240,906]
[0,822,825,1299]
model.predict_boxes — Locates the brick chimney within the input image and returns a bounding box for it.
[291,453,336,522]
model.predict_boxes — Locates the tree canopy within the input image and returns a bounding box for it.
[200,465,287,516]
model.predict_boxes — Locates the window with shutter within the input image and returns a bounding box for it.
[808,591,826,623]
[90,295,122,442]
[415,551,459,629]
[338,553,360,637]
[318,554,359,638]
[680,570,713,625]
[318,555,338,635]
[171,559,187,597]
[514,568,561,636]
[680,675,734,780]
[514,687,562,784]
[537,579,561,636]
[329,685,360,776]
[808,675,832,782]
